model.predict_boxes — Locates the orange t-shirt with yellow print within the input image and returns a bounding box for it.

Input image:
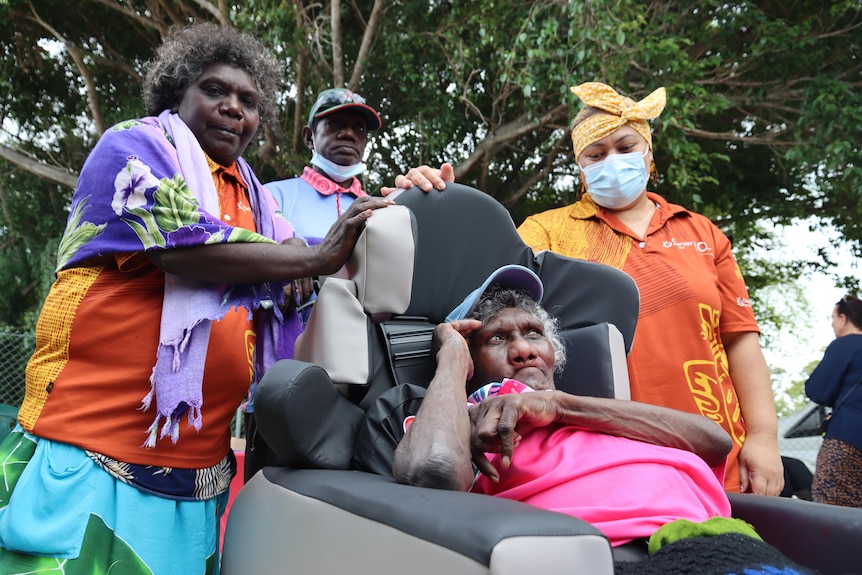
[22,159,257,469]
[518,192,758,493]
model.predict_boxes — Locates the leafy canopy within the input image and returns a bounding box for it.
[0,1,859,344]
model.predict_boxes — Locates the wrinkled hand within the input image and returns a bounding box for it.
[431,319,482,391]
[381,162,455,196]
[737,433,785,495]
[432,318,480,356]
[312,196,393,275]
[468,392,560,482]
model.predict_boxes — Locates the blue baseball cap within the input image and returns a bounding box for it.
[445,265,543,322]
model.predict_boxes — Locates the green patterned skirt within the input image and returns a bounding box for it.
[0,428,227,575]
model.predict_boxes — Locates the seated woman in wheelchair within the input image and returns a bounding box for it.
[392,265,811,573]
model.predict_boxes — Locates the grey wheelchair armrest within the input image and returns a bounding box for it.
[222,468,614,575]
[255,359,365,470]
[729,492,862,575]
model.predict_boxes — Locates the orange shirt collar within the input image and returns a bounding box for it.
[204,154,246,187]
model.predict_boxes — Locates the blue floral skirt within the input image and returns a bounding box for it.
[0,427,228,575]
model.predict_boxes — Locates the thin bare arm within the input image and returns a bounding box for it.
[471,391,733,470]
[392,320,480,491]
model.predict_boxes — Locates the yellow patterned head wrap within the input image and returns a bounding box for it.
[570,82,666,162]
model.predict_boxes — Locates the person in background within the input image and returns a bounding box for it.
[245,88,385,480]
[0,22,389,575]
[391,265,811,573]
[390,82,784,496]
[266,88,383,246]
[243,88,452,481]
[805,294,862,507]
[262,88,453,320]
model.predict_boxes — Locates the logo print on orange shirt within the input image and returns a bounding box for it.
[682,303,744,446]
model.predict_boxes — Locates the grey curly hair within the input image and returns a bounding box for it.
[142,22,281,127]
[468,286,567,373]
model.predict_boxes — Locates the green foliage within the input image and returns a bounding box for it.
[0,163,67,327]
[775,357,821,416]
[0,0,858,417]
[773,374,811,417]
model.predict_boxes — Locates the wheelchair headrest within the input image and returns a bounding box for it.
[294,204,417,386]
[395,183,639,352]
[331,203,416,317]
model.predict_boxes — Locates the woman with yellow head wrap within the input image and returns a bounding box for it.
[566,82,667,231]
[388,81,784,498]
[519,81,783,497]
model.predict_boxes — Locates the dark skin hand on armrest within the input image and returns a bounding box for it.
[468,391,732,480]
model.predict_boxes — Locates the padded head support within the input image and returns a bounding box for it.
[395,184,639,351]
[393,184,533,323]
[343,204,416,316]
[294,205,417,385]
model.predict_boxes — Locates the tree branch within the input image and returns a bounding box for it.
[331,0,344,86]
[290,2,316,154]
[93,0,160,30]
[498,132,571,208]
[0,145,78,189]
[190,0,230,27]
[92,52,143,83]
[26,2,106,135]
[676,125,796,147]
[293,50,308,155]
[148,0,186,32]
[456,104,569,178]
[298,0,334,79]
[348,0,385,90]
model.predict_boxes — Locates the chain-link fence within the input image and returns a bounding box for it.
[0,329,33,408]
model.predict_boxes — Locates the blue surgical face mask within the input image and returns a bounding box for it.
[310,151,367,181]
[580,151,649,209]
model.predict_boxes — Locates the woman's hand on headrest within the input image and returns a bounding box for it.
[313,196,393,275]
[381,162,455,196]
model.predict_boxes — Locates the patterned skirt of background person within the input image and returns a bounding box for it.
[811,437,862,508]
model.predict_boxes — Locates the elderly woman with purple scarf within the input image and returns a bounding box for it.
[0,22,390,575]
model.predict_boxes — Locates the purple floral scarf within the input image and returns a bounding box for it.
[57,111,298,446]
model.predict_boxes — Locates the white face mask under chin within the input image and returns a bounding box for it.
[311,151,367,181]
[580,150,649,209]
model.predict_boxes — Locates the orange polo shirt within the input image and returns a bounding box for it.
[519,192,759,492]
[21,158,257,468]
